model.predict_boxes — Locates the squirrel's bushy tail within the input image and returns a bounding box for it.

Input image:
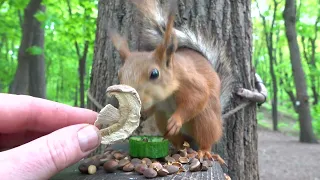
[131,0,234,112]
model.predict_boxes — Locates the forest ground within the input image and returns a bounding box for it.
[257,108,320,180]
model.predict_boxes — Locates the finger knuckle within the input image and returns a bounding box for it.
[45,136,69,172]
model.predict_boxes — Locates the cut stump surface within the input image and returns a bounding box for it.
[51,142,226,180]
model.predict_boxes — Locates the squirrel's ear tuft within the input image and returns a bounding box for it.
[166,34,178,57]
[154,3,177,68]
[155,35,178,68]
[108,28,130,62]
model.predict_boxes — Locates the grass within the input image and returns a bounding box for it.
[256,103,320,139]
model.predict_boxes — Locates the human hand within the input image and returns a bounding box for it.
[0,93,101,180]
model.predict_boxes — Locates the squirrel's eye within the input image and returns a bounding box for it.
[150,69,159,80]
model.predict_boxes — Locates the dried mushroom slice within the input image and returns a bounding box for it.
[94,84,141,145]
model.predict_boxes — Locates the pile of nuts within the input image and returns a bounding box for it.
[78,142,222,179]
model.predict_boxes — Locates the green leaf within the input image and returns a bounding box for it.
[34,11,48,23]
[8,0,28,10]
[26,46,43,55]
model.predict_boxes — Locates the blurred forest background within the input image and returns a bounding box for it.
[0,0,319,140]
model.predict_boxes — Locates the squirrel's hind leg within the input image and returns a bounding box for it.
[197,149,227,166]
[188,108,227,166]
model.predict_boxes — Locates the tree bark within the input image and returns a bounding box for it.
[10,0,43,95]
[29,5,46,98]
[283,0,318,143]
[89,0,258,179]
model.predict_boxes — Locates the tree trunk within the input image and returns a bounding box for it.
[283,0,318,143]
[301,36,319,106]
[309,38,318,105]
[311,85,318,105]
[279,50,298,112]
[0,35,5,56]
[66,0,89,108]
[257,0,279,131]
[89,0,258,179]
[79,41,89,108]
[29,5,46,98]
[5,36,10,63]
[74,84,78,107]
[270,53,277,130]
[10,0,43,95]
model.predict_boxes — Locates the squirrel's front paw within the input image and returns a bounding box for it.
[165,115,182,136]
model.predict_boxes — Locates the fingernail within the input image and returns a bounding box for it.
[77,125,101,152]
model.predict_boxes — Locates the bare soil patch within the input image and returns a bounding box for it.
[258,127,320,180]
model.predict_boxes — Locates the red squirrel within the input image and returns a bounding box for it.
[109,0,234,164]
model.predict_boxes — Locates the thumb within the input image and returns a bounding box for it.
[0,124,101,180]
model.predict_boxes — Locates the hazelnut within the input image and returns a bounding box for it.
[103,160,118,173]
[143,168,157,178]
[123,163,135,172]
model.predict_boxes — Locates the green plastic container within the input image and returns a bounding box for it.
[129,136,169,159]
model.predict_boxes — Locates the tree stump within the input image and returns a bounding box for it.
[51,142,227,180]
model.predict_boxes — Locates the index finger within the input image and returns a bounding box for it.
[0,93,98,133]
